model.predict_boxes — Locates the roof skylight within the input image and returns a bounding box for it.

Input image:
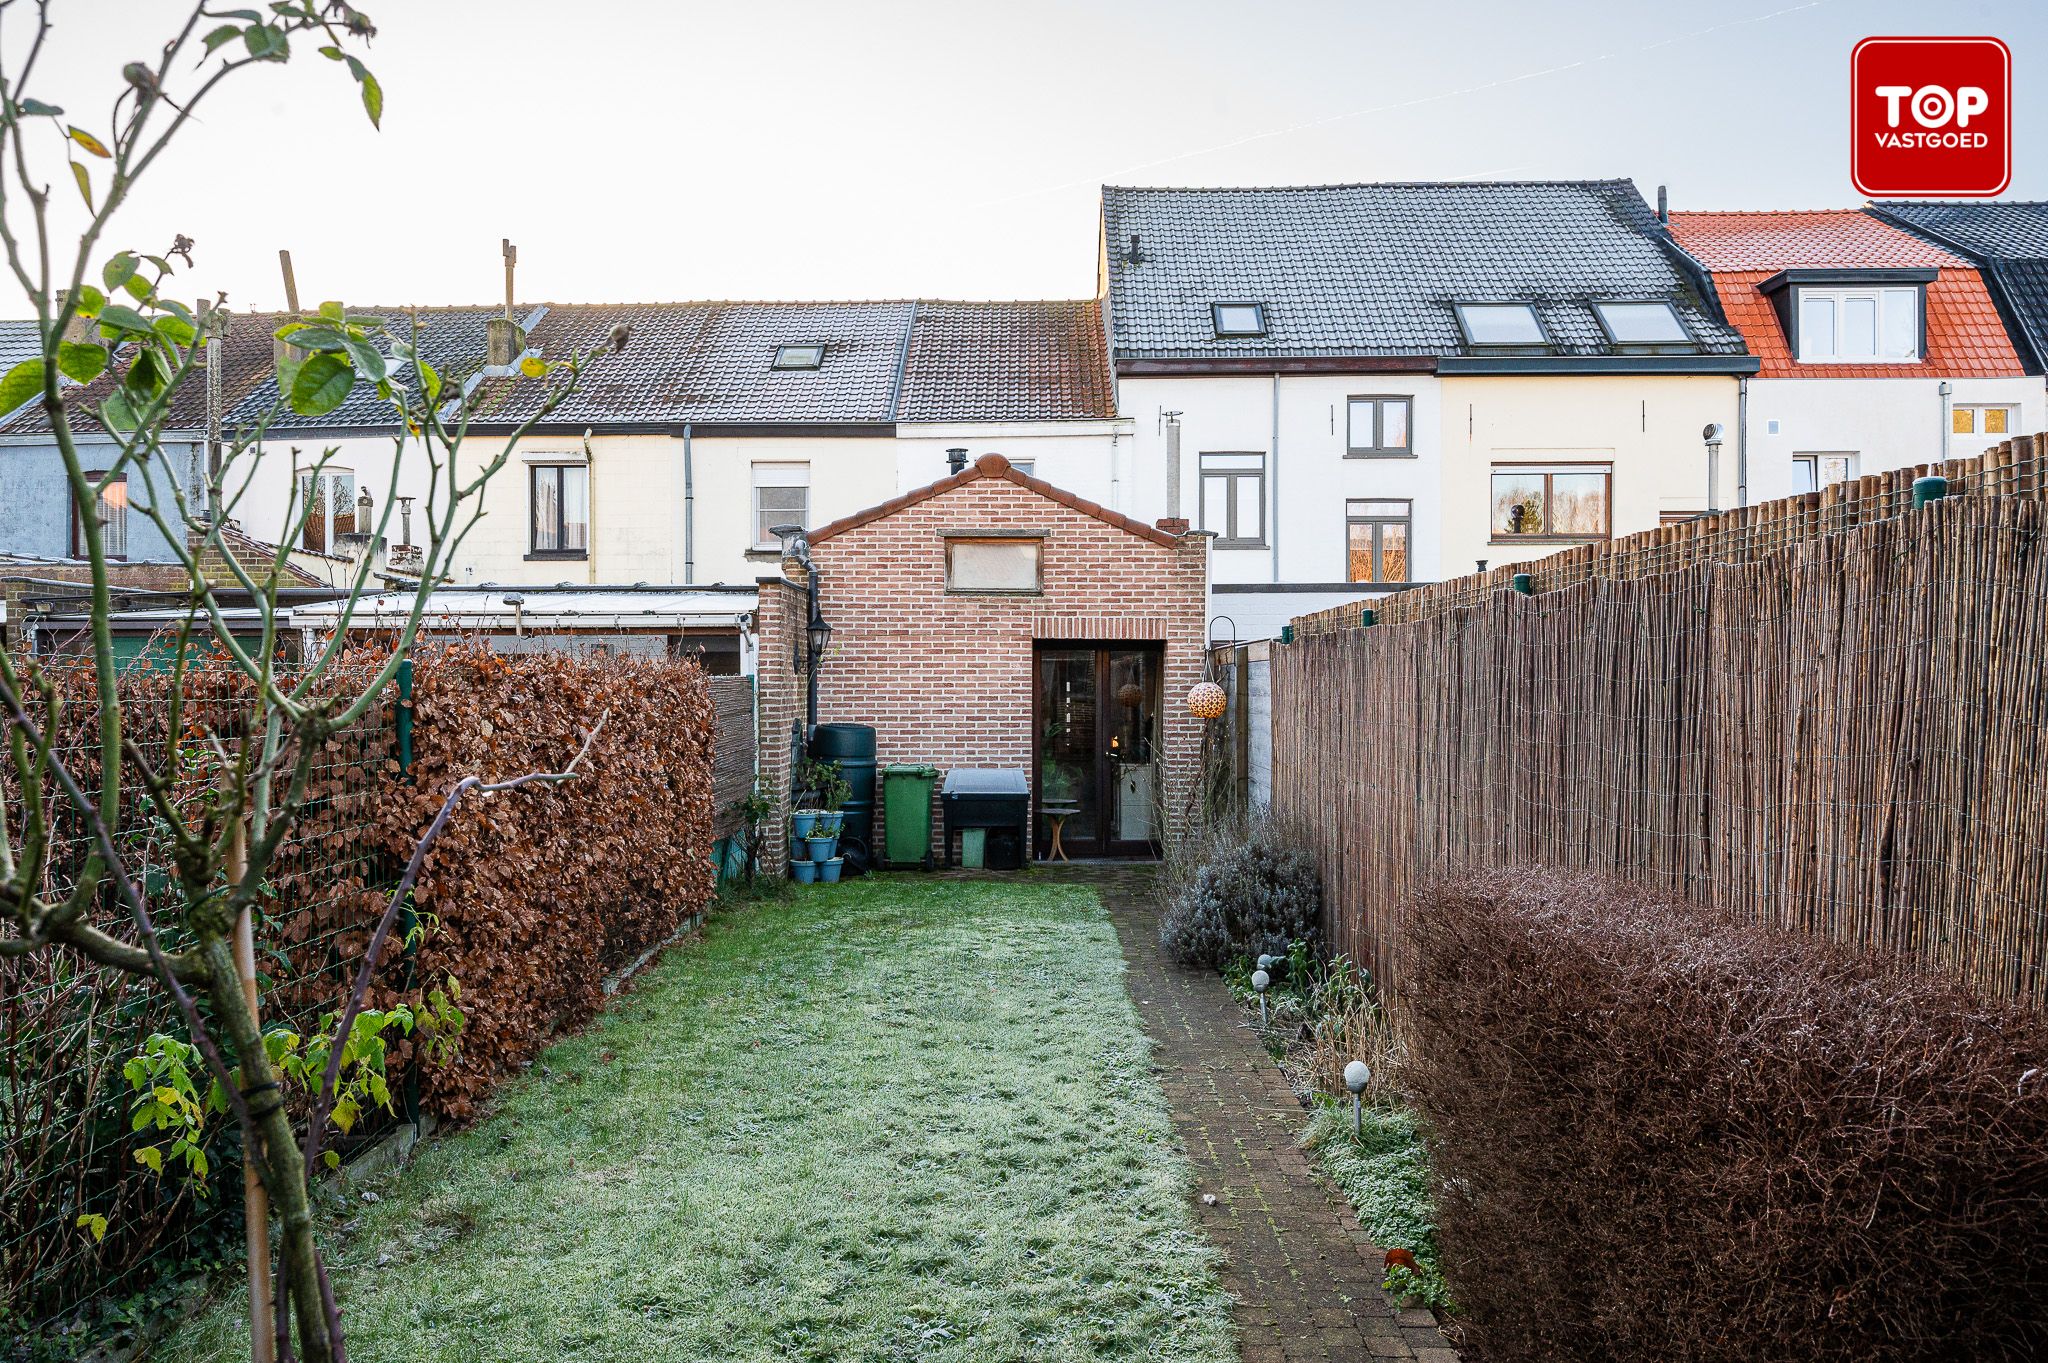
[1211,302,1267,338]
[1594,301,1691,344]
[772,344,825,370]
[1454,303,1547,346]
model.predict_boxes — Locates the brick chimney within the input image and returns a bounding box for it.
[487,237,524,368]
[1155,516,1190,536]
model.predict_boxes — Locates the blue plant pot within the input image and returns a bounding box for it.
[818,857,845,883]
[791,859,819,884]
[791,810,822,839]
[805,835,838,862]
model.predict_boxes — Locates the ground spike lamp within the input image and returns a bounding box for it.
[1251,967,1271,1028]
[1344,1060,1371,1138]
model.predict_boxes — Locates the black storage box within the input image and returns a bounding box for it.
[939,768,1030,869]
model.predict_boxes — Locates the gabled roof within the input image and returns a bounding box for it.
[0,310,281,437]
[1665,209,2026,380]
[808,452,1179,547]
[0,320,42,375]
[1871,200,2048,374]
[0,299,1119,438]
[1099,180,1751,368]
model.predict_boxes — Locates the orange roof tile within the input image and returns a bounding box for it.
[1666,210,2024,379]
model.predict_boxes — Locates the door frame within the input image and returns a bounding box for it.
[1031,640,1165,860]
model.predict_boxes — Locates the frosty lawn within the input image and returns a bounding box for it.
[162,878,1236,1363]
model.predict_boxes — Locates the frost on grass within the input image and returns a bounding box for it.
[1300,1099,1452,1310]
[160,878,1237,1363]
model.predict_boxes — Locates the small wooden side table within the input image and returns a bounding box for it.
[1041,805,1081,862]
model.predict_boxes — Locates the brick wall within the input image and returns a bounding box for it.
[757,456,1209,866]
[754,576,805,877]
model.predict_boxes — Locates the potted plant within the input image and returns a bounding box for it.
[818,856,845,884]
[794,758,850,859]
[792,857,819,885]
[804,826,838,862]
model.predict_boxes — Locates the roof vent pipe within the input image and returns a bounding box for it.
[1127,233,1143,264]
[946,447,969,475]
[1656,184,1669,224]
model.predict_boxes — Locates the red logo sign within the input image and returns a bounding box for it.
[1852,37,2011,197]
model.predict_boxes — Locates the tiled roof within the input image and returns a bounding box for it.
[1,299,1118,436]
[1872,200,2048,259]
[896,300,1113,421]
[809,452,1178,547]
[1871,201,2048,373]
[1668,209,2025,379]
[0,320,43,376]
[1099,180,1747,361]
[1,310,283,436]
[1667,210,1963,270]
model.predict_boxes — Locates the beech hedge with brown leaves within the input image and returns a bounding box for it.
[373,644,717,1120]
[1403,868,2048,1363]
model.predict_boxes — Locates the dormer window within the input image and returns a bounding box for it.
[772,344,824,370]
[1454,303,1546,347]
[1795,287,1920,363]
[1211,302,1267,338]
[1593,301,1691,345]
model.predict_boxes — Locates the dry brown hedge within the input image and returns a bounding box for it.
[1403,868,2048,1363]
[372,643,717,1120]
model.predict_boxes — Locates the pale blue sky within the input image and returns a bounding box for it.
[10,0,2047,311]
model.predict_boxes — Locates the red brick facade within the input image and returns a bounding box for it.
[756,454,1209,868]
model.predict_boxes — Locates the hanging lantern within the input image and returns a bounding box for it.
[1116,681,1146,709]
[1185,681,1227,719]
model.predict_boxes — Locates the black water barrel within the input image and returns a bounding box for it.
[811,723,877,854]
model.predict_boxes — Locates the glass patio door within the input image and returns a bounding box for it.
[1034,645,1162,858]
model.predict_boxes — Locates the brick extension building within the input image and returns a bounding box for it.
[756,454,1209,873]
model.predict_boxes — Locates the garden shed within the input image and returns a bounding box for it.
[756,454,1209,872]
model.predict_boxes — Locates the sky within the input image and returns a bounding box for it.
[6,0,2047,313]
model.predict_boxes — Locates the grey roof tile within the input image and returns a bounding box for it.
[1873,201,2048,371]
[0,319,43,375]
[1100,180,1748,361]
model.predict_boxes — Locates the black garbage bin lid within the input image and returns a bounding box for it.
[940,767,1028,796]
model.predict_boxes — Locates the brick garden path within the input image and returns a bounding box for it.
[1060,866,1460,1363]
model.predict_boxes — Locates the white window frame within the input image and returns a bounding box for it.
[752,462,810,550]
[1792,452,1857,494]
[944,536,1043,595]
[295,465,356,554]
[1794,286,1921,364]
[1953,404,2018,436]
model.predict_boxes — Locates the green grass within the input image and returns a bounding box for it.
[1300,1100,1452,1311]
[161,877,1236,1362]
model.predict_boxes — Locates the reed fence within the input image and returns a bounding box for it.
[1273,434,2048,1008]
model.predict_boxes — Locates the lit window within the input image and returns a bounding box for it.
[1346,396,1412,456]
[752,462,809,549]
[296,466,356,554]
[1491,464,1611,539]
[531,464,589,555]
[1795,287,1919,363]
[946,537,1041,593]
[1345,500,1410,583]
[1455,303,1546,346]
[1198,452,1265,547]
[73,471,129,559]
[1210,302,1267,337]
[1792,453,1856,494]
[772,344,824,370]
[1594,301,1690,344]
[1954,404,2016,435]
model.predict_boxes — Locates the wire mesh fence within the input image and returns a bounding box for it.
[1273,434,2048,1010]
[0,652,403,1334]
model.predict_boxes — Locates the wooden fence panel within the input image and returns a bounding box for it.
[1273,457,2048,1008]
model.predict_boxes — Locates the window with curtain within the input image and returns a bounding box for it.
[531,463,589,555]
[73,471,128,559]
[752,463,809,549]
[296,467,357,553]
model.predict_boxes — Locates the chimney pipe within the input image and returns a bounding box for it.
[1127,233,1143,264]
[1656,184,1669,224]
[1164,411,1183,520]
[946,447,968,475]
[487,238,525,367]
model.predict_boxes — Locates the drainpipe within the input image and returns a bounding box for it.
[805,566,822,738]
[1110,429,1122,513]
[580,426,597,585]
[1736,376,1749,508]
[1269,372,1281,583]
[1163,412,1182,519]
[1938,381,1953,462]
[682,423,695,584]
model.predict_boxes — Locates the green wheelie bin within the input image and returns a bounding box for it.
[880,764,940,869]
